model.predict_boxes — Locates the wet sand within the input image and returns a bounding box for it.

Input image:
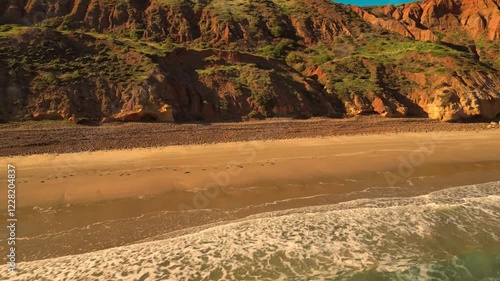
[1,130,500,262]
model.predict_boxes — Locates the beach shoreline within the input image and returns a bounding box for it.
[1,129,500,263]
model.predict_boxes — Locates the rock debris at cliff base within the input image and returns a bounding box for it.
[0,116,494,157]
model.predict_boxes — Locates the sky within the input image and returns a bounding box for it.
[334,0,414,6]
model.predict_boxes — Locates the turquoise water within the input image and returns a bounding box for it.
[2,182,499,280]
[334,0,413,6]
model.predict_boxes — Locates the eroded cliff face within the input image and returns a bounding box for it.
[0,28,342,122]
[0,0,362,45]
[0,0,499,122]
[304,53,500,121]
[354,0,500,42]
[424,71,500,121]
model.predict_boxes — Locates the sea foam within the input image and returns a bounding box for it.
[2,182,499,281]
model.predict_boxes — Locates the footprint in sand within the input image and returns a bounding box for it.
[40,181,45,183]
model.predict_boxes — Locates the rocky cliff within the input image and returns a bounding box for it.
[0,0,498,122]
[355,0,500,42]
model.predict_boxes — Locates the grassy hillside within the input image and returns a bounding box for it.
[0,0,498,122]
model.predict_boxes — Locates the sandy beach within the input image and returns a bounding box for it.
[0,129,500,261]
[0,128,500,265]
[2,129,500,209]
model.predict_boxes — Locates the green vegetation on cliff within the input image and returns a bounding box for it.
[0,0,498,122]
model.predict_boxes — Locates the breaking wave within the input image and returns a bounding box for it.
[2,182,500,280]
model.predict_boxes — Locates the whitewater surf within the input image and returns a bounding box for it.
[2,181,499,280]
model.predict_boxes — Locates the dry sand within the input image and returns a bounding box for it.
[2,129,500,210]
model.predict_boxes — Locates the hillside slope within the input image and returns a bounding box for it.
[0,0,499,122]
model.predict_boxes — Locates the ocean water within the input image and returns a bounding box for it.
[2,182,499,281]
